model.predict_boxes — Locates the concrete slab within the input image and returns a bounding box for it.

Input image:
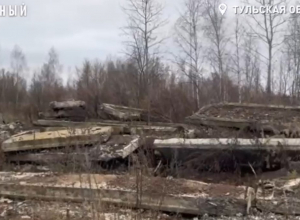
[0,172,253,216]
[2,127,113,152]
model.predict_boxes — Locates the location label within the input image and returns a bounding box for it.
[219,3,227,15]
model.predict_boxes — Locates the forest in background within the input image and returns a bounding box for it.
[0,0,299,123]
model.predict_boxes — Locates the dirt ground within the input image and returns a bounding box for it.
[0,199,175,220]
[1,199,300,220]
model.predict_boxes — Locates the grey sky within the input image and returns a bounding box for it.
[0,0,285,82]
[0,0,181,69]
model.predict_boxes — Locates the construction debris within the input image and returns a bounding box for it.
[0,171,299,217]
[185,103,300,138]
[3,101,300,218]
[0,172,254,216]
[49,100,86,110]
[6,135,141,164]
[98,103,167,122]
[39,100,87,121]
[153,138,300,171]
[2,126,113,152]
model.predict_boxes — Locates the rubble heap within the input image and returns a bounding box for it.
[185,102,300,138]
[97,103,167,122]
[38,100,87,121]
[3,101,300,218]
[2,126,143,166]
[0,121,23,143]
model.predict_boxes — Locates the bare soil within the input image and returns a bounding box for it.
[107,174,246,197]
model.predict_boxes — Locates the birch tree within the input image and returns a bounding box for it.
[122,0,167,105]
[122,0,167,124]
[244,0,288,96]
[231,16,245,103]
[284,13,300,99]
[174,0,204,109]
[202,0,229,102]
[10,45,27,107]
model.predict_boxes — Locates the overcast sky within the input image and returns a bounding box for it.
[0,0,280,82]
[0,0,177,68]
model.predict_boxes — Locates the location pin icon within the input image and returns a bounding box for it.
[219,3,227,15]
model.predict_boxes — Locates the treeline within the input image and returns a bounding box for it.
[0,0,299,122]
[0,47,275,123]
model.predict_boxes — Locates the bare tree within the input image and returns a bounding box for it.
[283,13,300,100]
[29,48,64,111]
[174,0,204,110]
[76,60,107,117]
[202,0,229,102]
[122,0,167,123]
[10,45,27,106]
[243,34,262,100]
[231,16,245,103]
[244,0,288,96]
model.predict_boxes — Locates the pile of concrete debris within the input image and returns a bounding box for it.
[186,102,300,138]
[38,100,87,121]
[3,101,300,171]
[2,101,300,218]
[0,120,23,143]
[0,171,299,217]
[98,103,168,122]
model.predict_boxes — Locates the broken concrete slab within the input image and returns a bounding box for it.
[98,103,167,122]
[37,100,88,121]
[255,177,300,215]
[32,120,187,137]
[7,135,141,163]
[33,119,129,131]
[99,103,141,121]
[33,119,184,128]
[2,126,113,152]
[154,138,300,151]
[0,172,254,216]
[186,103,300,138]
[49,100,86,110]
[39,109,87,121]
[153,138,300,170]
